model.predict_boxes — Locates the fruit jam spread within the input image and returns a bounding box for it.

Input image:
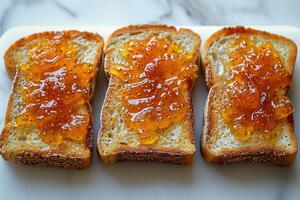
[221,34,293,141]
[110,33,198,144]
[16,32,97,146]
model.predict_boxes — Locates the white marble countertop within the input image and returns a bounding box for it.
[0,0,300,35]
[0,1,300,200]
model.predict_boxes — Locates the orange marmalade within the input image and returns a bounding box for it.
[15,32,97,146]
[222,34,293,141]
[110,34,198,144]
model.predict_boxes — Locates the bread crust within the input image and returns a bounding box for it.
[1,149,91,169]
[0,30,104,169]
[98,24,201,164]
[101,148,193,165]
[201,26,298,166]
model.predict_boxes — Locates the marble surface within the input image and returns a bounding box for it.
[0,1,300,200]
[0,0,300,36]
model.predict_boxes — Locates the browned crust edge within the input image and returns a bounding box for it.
[97,24,201,164]
[0,30,104,169]
[101,149,194,165]
[202,145,296,167]
[1,149,91,169]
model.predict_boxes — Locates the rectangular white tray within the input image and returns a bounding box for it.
[0,26,299,200]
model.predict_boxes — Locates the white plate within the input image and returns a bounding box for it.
[0,26,299,200]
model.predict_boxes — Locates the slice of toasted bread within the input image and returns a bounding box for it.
[201,26,298,166]
[0,30,103,169]
[97,25,201,164]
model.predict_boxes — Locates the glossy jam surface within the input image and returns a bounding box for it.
[110,34,197,144]
[222,35,293,141]
[16,32,96,146]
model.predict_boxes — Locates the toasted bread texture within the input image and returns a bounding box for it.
[0,31,103,169]
[97,25,201,164]
[201,26,298,166]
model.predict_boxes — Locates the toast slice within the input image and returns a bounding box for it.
[201,26,298,166]
[97,25,200,164]
[0,30,103,169]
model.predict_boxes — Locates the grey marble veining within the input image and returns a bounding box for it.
[0,0,300,35]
